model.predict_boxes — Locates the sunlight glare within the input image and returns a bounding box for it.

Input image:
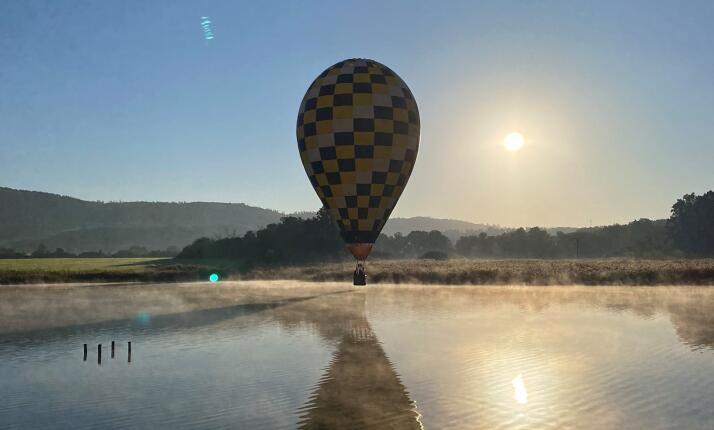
[512,374,528,404]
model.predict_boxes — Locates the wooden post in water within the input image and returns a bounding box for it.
[98,344,102,365]
[128,341,132,363]
[111,341,115,359]
[83,344,87,361]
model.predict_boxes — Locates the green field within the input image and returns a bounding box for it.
[2,257,714,286]
[0,258,215,284]
[0,258,164,272]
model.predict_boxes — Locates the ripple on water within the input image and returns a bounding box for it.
[368,286,714,430]
[0,284,713,429]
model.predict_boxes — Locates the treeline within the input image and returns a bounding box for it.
[5,191,709,262]
[0,245,180,259]
[178,209,347,266]
[368,218,671,259]
[455,219,669,258]
[177,191,714,263]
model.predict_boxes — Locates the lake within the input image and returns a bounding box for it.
[1,282,713,429]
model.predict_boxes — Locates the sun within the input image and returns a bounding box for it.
[503,132,525,152]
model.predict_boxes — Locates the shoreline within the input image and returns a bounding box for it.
[1,258,714,286]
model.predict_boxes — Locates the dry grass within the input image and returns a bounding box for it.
[243,259,714,286]
[2,258,714,286]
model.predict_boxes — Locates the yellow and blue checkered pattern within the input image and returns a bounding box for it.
[297,59,420,244]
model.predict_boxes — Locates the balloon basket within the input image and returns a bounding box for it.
[353,261,367,286]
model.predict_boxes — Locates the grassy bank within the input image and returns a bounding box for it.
[1,258,714,285]
[245,259,714,285]
[0,258,215,284]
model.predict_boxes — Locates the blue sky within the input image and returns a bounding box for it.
[1,0,712,226]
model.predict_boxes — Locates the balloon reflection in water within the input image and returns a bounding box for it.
[273,291,423,429]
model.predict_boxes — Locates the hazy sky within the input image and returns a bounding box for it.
[2,1,712,227]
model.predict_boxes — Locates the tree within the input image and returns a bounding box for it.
[31,244,50,258]
[667,191,714,256]
[176,206,346,265]
[373,230,452,258]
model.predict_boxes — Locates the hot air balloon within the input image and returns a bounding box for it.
[296,59,420,285]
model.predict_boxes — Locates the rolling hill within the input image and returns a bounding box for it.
[0,187,283,252]
[0,186,579,254]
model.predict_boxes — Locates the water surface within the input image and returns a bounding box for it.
[1,282,712,429]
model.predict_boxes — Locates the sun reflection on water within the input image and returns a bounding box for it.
[512,374,528,404]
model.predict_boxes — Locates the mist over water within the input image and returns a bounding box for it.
[0,282,712,429]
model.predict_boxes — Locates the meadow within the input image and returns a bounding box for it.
[0,258,190,284]
[1,258,714,286]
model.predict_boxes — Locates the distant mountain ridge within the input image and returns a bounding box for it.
[380,216,508,242]
[0,187,582,253]
[293,214,577,241]
[0,187,283,252]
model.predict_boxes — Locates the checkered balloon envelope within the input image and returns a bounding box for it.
[296,59,420,260]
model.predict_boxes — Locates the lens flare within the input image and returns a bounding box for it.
[201,17,214,40]
[136,311,151,327]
